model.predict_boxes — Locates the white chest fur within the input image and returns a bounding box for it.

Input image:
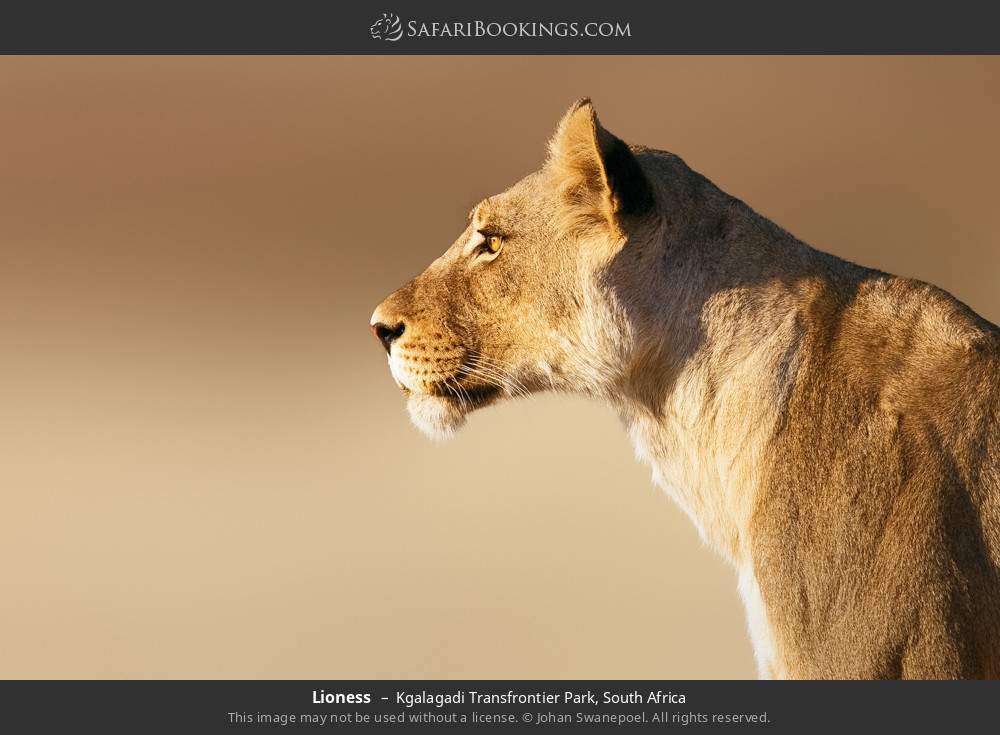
[737,566,780,678]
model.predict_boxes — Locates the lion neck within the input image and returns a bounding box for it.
[603,207,812,567]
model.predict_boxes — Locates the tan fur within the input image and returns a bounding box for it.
[371,100,1000,679]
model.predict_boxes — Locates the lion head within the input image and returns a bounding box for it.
[370,100,658,439]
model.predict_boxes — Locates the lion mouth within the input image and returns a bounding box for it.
[397,379,501,409]
[429,380,502,409]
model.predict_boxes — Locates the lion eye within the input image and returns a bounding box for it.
[483,234,503,254]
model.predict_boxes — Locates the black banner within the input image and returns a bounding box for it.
[0,680,997,733]
[2,0,1000,54]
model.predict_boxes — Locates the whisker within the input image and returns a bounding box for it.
[465,353,532,400]
[463,362,511,390]
[457,362,509,394]
[451,376,473,407]
[471,353,533,398]
[464,362,518,396]
[442,375,468,409]
[456,365,507,395]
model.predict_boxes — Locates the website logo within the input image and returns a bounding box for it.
[370,13,404,42]
[367,16,631,42]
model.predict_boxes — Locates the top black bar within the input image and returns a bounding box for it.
[0,0,1000,54]
[2,0,999,54]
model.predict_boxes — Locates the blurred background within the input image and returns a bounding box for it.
[1,57,998,678]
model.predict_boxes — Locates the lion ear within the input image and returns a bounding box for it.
[547,99,654,228]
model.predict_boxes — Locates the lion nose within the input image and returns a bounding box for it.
[371,320,405,354]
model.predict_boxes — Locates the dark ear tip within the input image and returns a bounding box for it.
[569,97,595,119]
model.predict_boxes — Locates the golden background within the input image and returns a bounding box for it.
[2,57,998,678]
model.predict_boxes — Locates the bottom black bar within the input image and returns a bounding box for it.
[1,680,997,733]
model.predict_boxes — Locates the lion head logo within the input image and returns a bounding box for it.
[370,13,403,42]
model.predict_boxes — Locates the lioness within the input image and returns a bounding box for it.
[370,100,1000,679]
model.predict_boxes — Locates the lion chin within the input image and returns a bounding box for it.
[406,394,468,441]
